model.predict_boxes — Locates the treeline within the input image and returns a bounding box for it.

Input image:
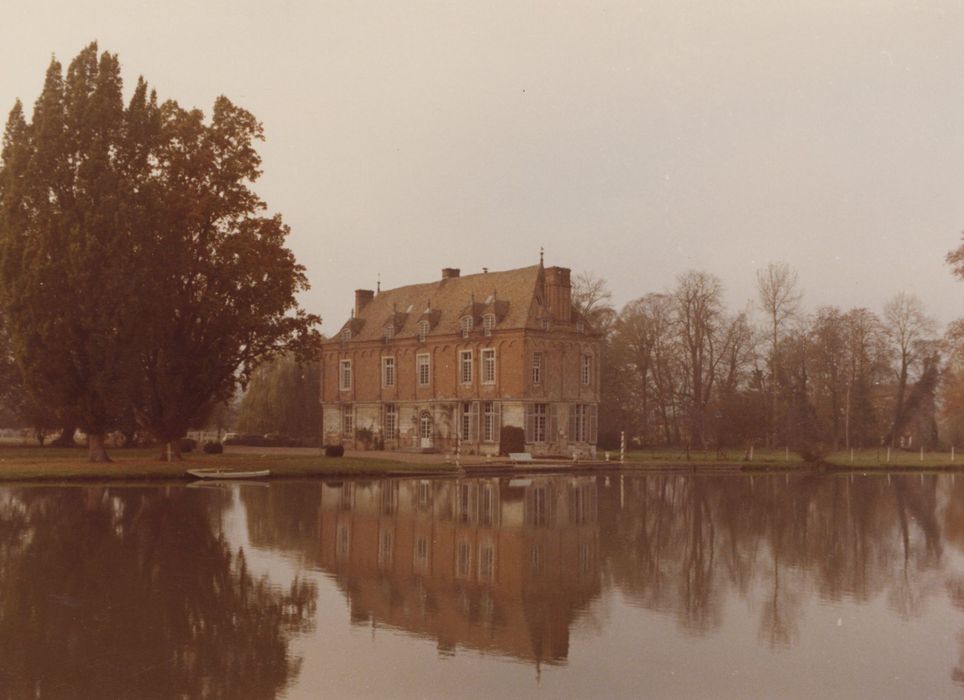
[577,255,964,454]
[235,354,321,443]
[0,43,318,460]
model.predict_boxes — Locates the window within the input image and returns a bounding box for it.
[460,401,479,442]
[384,324,394,341]
[378,528,394,568]
[417,320,429,342]
[460,316,473,338]
[480,483,496,525]
[339,359,352,391]
[341,404,354,436]
[383,403,397,437]
[460,350,473,385]
[542,319,551,331]
[531,352,542,385]
[417,480,432,508]
[479,542,495,582]
[525,403,548,443]
[336,524,350,559]
[414,536,429,571]
[482,402,500,443]
[482,314,495,336]
[417,353,430,386]
[481,348,496,384]
[381,356,395,388]
[456,540,471,578]
[341,328,351,341]
[525,485,551,527]
[570,404,589,442]
[581,354,592,386]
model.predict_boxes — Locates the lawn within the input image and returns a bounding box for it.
[620,446,962,469]
[0,445,451,482]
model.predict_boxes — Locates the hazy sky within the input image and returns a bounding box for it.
[2,1,963,331]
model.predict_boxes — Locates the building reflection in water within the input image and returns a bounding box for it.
[317,476,600,666]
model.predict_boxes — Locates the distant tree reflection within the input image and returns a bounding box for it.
[0,487,316,699]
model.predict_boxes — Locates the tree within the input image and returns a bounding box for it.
[949,233,964,280]
[756,262,802,448]
[0,46,144,460]
[132,92,319,459]
[237,355,320,443]
[883,292,937,447]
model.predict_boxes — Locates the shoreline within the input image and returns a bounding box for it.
[0,445,961,484]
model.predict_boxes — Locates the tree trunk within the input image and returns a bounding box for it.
[50,423,78,447]
[159,439,183,462]
[87,433,111,463]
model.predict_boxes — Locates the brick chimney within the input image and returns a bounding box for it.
[543,266,572,323]
[441,268,460,280]
[354,289,374,316]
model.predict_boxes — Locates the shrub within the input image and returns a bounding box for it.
[499,425,525,456]
[179,437,197,453]
[325,444,345,457]
[203,441,223,454]
[356,426,373,450]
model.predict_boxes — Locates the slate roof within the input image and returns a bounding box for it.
[333,265,555,342]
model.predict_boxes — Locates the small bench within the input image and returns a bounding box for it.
[509,452,533,464]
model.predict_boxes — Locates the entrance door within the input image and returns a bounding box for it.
[419,411,433,449]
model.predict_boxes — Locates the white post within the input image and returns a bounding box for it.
[620,431,625,465]
[749,445,754,462]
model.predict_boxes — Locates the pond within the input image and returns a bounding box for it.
[0,472,962,698]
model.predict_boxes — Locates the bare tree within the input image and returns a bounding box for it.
[883,292,937,447]
[756,262,803,447]
[571,270,616,331]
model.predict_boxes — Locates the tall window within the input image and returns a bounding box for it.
[378,528,394,569]
[460,401,478,441]
[383,403,397,438]
[460,350,473,385]
[417,353,431,386]
[525,403,548,443]
[341,404,354,436]
[460,316,473,338]
[479,542,495,582]
[570,404,588,442]
[417,320,429,342]
[481,348,496,384]
[456,540,471,578]
[581,354,592,385]
[542,319,551,331]
[384,324,394,341]
[531,352,542,385]
[482,314,495,336]
[381,356,395,388]
[482,402,500,443]
[341,328,351,341]
[339,359,352,391]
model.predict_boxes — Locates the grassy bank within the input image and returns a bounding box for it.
[621,447,962,469]
[0,446,448,482]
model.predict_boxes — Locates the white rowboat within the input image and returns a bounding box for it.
[186,468,271,480]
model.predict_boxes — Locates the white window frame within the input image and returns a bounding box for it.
[460,350,473,385]
[482,314,495,336]
[542,319,551,331]
[341,404,354,436]
[417,320,429,342]
[417,353,431,386]
[383,403,397,437]
[460,401,479,442]
[384,324,394,341]
[342,328,351,341]
[531,352,542,385]
[381,356,395,388]
[481,348,496,385]
[460,316,473,338]
[482,401,500,443]
[339,359,352,391]
[525,403,548,443]
[581,354,592,386]
[570,403,589,442]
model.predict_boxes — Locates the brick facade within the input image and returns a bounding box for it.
[320,262,601,456]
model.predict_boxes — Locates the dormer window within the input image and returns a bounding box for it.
[542,319,551,331]
[482,314,495,337]
[417,320,429,343]
[384,324,394,341]
[460,316,473,338]
[342,328,352,341]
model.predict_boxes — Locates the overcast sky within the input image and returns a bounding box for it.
[2,1,962,331]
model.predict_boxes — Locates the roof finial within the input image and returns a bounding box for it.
[377,273,381,293]
[539,246,544,267]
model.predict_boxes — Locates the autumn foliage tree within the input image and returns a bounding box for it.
[0,43,318,461]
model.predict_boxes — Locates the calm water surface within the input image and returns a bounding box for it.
[1,472,963,698]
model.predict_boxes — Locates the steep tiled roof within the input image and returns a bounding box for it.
[335,266,547,342]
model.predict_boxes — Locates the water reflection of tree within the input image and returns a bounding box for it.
[0,487,316,699]
[599,473,945,649]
